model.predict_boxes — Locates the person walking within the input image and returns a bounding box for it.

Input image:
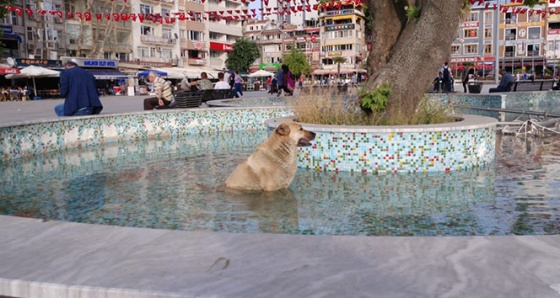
[54,61,103,117]
[461,64,469,93]
[233,71,244,98]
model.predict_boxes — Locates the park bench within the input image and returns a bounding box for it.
[512,80,555,92]
[301,84,349,95]
[172,89,235,109]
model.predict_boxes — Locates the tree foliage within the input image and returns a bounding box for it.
[332,56,347,79]
[226,38,260,72]
[282,44,312,77]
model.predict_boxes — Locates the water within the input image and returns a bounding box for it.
[1,130,559,236]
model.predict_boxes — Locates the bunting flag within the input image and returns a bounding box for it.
[1,1,557,24]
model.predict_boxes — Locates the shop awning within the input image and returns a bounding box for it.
[2,33,22,43]
[88,69,129,80]
[313,69,366,75]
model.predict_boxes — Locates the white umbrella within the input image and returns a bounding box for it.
[6,65,60,95]
[248,70,275,77]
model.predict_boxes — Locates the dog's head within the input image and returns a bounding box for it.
[275,122,316,147]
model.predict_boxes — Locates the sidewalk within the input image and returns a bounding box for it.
[0,90,272,125]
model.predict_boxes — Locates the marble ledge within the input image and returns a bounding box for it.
[1,215,560,298]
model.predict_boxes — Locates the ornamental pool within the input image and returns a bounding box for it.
[1,129,559,236]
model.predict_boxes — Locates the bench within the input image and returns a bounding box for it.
[172,89,235,109]
[301,84,349,95]
[512,80,556,92]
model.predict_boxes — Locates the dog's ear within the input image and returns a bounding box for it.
[275,123,290,136]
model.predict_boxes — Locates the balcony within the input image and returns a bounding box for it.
[140,0,174,6]
[141,35,176,45]
[319,8,364,18]
[185,57,207,66]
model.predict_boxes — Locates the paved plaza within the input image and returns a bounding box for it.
[0,82,498,125]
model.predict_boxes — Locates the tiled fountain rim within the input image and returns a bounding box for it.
[265,114,498,133]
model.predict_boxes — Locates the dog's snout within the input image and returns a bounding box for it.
[307,131,316,140]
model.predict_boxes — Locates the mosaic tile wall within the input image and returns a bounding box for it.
[0,108,293,160]
[294,124,496,174]
[2,107,497,173]
[426,91,560,122]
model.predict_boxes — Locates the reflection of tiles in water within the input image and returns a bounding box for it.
[1,133,559,236]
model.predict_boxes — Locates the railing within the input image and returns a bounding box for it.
[186,58,207,65]
[141,35,174,44]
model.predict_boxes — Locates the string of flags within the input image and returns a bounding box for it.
[3,0,559,23]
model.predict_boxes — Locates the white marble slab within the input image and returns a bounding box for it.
[1,215,560,298]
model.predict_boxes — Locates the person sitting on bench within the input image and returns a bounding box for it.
[489,69,514,93]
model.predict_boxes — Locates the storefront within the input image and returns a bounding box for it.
[61,57,130,94]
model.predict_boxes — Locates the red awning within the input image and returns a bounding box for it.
[0,67,20,75]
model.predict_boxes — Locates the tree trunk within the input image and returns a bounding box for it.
[365,0,464,119]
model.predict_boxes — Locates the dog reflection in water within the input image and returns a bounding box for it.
[225,122,316,192]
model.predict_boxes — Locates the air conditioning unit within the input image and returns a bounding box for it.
[27,43,34,50]
[55,18,63,23]
[156,46,162,51]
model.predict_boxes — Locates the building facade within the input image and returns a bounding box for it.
[316,0,367,75]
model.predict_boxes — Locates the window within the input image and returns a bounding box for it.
[528,13,540,23]
[527,44,540,56]
[505,28,516,41]
[528,27,540,39]
[210,50,221,58]
[188,30,204,41]
[464,44,478,54]
[484,28,492,39]
[138,46,150,57]
[162,8,170,17]
[505,12,517,24]
[209,32,219,40]
[321,44,353,52]
[162,29,172,39]
[161,48,172,59]
[484,11,492,24]
[26,27,33,41]
[140,26,152,36]
[451,45,460,54]
[466,12,478,22]
[464,28,477,38]
[484,44,492,55]
[2,11,19,25]
[505,45,515,57]
[140,5,152,14]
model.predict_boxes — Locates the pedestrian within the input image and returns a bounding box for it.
[233,70,244,98]
[214,72,230,90]
[143,71,175,110]
[461,64,469,93]
[440,62,452,92]
[54,61,103,117]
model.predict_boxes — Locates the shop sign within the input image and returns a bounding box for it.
[210,42,233,52]
[16,58,62,68]
[327,51,342,57]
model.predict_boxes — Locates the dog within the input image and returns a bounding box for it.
[225,122,316,192]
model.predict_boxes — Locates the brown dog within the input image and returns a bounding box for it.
[225,122,316,192]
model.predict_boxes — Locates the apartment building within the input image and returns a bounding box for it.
[130,0,179,68]
[450,4,497,75]
[204,0,245,70]
[244,19,283,70]
[451,1,548,76]
[282,23,320,71]
[546,1,560,68]
[316,0,367,75]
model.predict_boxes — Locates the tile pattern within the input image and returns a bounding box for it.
[0,108,293,160]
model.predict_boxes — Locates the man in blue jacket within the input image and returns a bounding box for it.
[54,61,103,116]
